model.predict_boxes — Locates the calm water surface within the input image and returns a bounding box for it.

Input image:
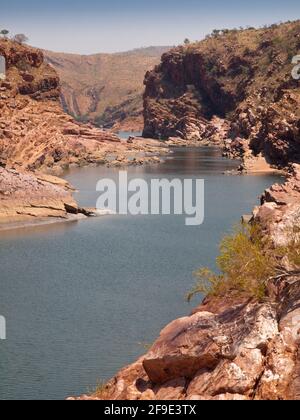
[118,131,143,139]
[0,147,283,400]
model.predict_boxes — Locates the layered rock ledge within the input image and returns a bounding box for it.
[0,167,87,226]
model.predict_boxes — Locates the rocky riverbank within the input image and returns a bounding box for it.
[0,39,169,228]
[0,167,92,228]
[143,21,300,172]
[70,165,300,401]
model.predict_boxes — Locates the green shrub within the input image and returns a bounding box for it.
[287,244,300,268]
[188,222,300,303]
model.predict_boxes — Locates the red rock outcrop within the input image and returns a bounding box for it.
[71,166,300,401]
[143,21,300,167]
[0,39,168,227]
[0,39,165,174]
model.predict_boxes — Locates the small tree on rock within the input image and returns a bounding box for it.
[212,29,221,37]
[0,29,9,38]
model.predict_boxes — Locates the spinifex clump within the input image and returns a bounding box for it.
[188,222,300,301]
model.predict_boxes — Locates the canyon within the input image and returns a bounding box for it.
[1,19,300,401]
[0,39,166,226]
[44,47,170,131]
[143,21,300,171]
[67,22,300,401]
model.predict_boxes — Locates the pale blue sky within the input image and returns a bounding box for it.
[1,0,300,54]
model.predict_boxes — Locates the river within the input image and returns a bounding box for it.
[0,146,283,400]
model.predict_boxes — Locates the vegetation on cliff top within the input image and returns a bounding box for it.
[0,29,28,44]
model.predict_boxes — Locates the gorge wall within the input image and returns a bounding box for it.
[0,38,116,224]
[0,39,165,225]
[0,39,166,173]
[0,38,125,174]
[45,47,170,131]
[143,21,300,167]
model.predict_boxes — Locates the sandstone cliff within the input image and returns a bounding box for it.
[71,166,300,401]
[0,38,120,173]
[143,21,300,168]
[0,39,165,175]
[44,47,170,131]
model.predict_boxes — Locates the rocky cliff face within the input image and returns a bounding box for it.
[143,21,300,168]
[0,39,166,175]
[0,38,124,173]
[45,47,170,131]
[71,166,300,401]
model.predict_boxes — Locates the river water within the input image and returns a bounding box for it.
[0,147,283,400]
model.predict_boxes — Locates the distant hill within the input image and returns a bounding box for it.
[45,46,171,130]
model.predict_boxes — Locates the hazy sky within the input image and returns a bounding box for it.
[1,0,300,54]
